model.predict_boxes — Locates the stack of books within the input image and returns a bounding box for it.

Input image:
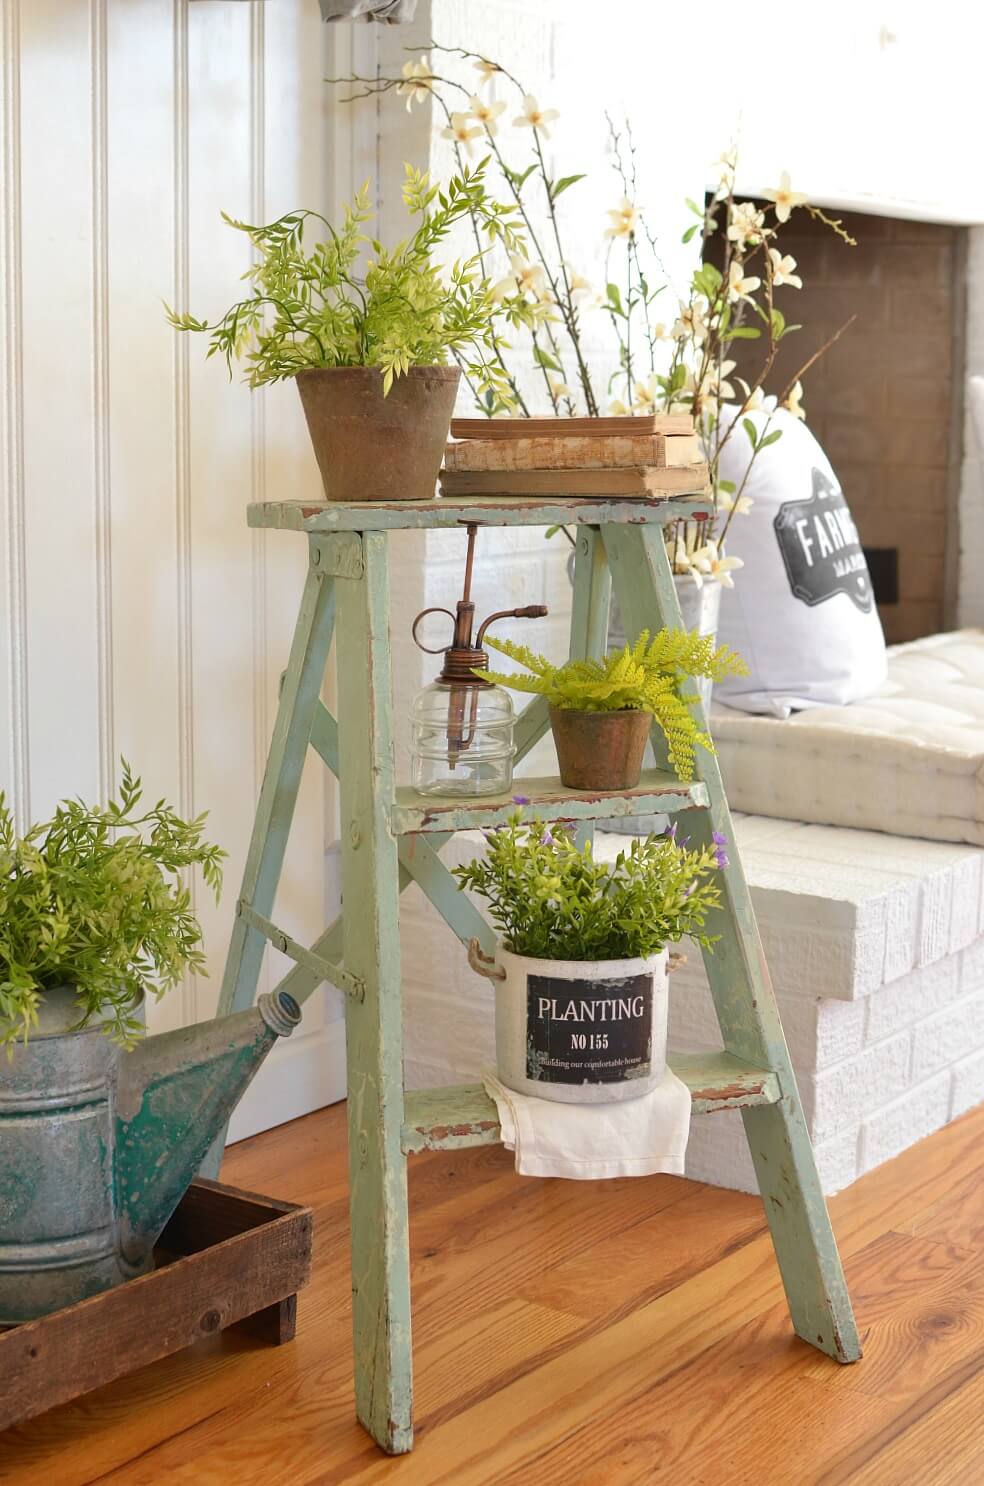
[439,414,709,498]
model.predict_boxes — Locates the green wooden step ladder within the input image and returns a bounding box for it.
[214,490,861,1455]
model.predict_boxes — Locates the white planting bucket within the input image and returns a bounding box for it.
[468,941,669,1105]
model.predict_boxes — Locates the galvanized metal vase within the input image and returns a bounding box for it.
[0,985,300,1323]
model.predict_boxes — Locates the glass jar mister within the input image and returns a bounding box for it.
[410,523,547,798]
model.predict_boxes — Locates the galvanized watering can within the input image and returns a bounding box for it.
[0,986,300,1323]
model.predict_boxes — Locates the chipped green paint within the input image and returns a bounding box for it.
[247,493,713,534]
[401,1054,784,1154]
[0,987,299,1323]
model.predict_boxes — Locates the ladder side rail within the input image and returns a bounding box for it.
[603,521,861,1363]
[336,529,414,1451]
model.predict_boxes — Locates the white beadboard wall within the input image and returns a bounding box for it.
[0,0,375,1136]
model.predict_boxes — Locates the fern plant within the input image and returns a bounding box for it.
[478,629,748,782]
[166,162,546,407]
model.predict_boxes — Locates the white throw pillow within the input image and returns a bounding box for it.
[713,408,887,718]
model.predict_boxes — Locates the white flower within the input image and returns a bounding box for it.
[700,358,737,402]
[718,491,754,516]
[783,380,806,420]
[514,94,559,138]
[604,197,640,239]
[713,146,738,187]
[548,376,573,401]
[743,386,778,414]
[397,57,434,112]
[673,298,709,342]
[674,551,705,587]
[693,540,744,588]
[609,398,633,415]
[728,201,765,247]
[473,57,501,87]
[769,248,802,288]
[492,254,548,304]
[468,95,507,135]
[631,375,660,413]
[566,268,593,300]
[728,260,761,304]
[763,170,808,223]
[440,111,483,155]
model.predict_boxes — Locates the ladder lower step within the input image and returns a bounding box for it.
[392,771,708,836]
[401,1053,782,1155]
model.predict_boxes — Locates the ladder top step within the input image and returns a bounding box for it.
[392,771,708,835]
[248,493,712,533]
[402,1054,783,1154]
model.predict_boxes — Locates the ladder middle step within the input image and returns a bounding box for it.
[391,772,708,835]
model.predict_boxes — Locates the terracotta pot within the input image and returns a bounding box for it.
[295,365,460,502]
[549,705,652,791]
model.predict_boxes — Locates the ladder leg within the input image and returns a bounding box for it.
[336,530,413,1452]
[604,522,861,1363]
[568,525,611,850]
[217,544,337,1020]
[199,545,337,1180]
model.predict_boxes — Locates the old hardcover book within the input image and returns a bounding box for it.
[438,464,710,498]
[448,414,694,439]
[443,433,701,473]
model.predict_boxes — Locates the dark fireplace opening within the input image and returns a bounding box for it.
[705,204,965,643]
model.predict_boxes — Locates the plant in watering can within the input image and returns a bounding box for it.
[0,763,301,1322]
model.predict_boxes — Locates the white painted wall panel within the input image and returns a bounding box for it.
[1,0,349,1128]
[19,0,103,818]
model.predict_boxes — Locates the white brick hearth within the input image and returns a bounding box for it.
[400,815,984,1195]
[665,816,984,1194]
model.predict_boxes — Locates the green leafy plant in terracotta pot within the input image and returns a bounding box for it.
[167,163,543,502]
[476,628,748,790]
[458,812,725,1104]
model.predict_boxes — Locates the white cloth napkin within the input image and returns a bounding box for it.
[482,1067,691,1180]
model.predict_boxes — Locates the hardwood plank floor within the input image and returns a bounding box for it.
[2,1103,982,1484]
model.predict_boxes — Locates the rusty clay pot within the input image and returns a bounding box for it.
[295,365,460,502]
[549,705,652,791]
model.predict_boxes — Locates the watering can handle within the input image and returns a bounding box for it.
[467,938,505,982]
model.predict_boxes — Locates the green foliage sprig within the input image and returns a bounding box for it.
[454,813,722,961]
[0,763,226,1049]
[166,162,545,406]
[477,628,748,781]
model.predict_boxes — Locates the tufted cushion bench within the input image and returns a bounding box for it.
[711,630,984,846]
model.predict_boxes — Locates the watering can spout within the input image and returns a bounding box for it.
[114,992,301,1269]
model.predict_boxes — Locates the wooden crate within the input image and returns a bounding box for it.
[0,1178,313,1431]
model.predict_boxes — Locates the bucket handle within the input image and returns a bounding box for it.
[468,940,683,979]
[467,938,506,982]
